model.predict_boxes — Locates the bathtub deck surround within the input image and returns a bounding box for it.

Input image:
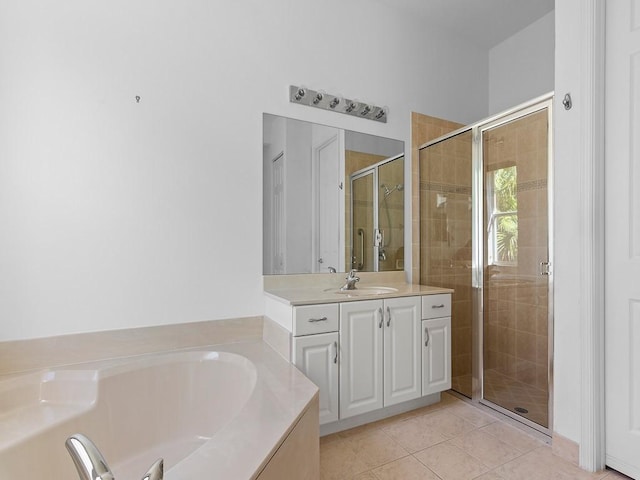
[0,343,319,479]
[263,272,454,435]
[0,320,320,480]
[0,316,263,377]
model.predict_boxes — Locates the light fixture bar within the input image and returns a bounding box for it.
[289,85,387,123]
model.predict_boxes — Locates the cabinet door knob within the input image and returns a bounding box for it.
[425,326,430,347]
[386,306,391,327]
[333,341,338,364]
[378,307,383,328]
[432,304,445,309]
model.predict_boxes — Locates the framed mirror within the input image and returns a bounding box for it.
[263,114,405,275]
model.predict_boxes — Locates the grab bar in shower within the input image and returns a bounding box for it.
[355,228,365,270]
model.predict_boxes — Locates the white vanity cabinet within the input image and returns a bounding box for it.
[265,281,452,429]
[339,296,421,419]
[421,294,452,396]
[291,304,340,424]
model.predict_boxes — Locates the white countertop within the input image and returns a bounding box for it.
[263,272,453,306]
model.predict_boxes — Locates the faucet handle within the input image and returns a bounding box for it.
[142,458,164,480]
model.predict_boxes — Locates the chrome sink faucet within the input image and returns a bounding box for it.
[341,269,360,290]
[66,434,163,480]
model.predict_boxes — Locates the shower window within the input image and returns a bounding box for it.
[486,165,518,266]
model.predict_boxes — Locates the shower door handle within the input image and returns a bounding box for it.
[540,261,551,276]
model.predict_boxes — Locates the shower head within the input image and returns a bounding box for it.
[381,183,404,197]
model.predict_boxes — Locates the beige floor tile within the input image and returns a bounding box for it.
[371,455,441,480]
[372,409,422,429]
[448,429,522,468]
[381,416,449,453]
[343,428,409,469]
[414,442,490,480]
[479,421,545,453]
[473,472,507,480]
[446,402,498,427]
[493,447,610,480]
[351,472,378,480]
[416,410,477,438]
[320,438,370,480]
[320,432,343,446]
[338,422,381,439]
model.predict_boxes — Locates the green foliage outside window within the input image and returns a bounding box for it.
[494,166,518,263]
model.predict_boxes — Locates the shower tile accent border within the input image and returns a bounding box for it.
[0,316,263,377]
[420,181,473,195]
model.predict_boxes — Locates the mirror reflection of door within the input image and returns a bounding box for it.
[312,127,344,273]
[271,152,285,274]
[262,113,404,275]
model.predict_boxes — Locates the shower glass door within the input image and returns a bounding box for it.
[480,108,551,429]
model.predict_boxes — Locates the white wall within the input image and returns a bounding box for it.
[552,0,583,446]
[488,11,555,115]
[0,0,488,341]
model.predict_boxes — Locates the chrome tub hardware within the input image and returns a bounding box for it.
[66,433,163,480]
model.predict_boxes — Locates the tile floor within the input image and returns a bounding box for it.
[320,392,632,480]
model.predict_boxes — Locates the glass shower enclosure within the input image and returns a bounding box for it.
[419,96,553,433]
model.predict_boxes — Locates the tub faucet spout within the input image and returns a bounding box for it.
[65,434,115,480]
[66,433,164,480]
[142,459,164,480]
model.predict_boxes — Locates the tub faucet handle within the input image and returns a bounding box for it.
[142,459,164,480]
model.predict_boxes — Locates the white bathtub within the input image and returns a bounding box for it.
[0,343,318,479]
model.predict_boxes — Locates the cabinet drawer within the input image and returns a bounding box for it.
[422,294,451,319]
[293,304,339,336]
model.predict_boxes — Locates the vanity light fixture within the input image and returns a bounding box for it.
[289,85,387,123]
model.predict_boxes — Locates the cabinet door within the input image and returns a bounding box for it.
[339,300,384,419]
[293,332,339,424]
[422,317,451,396]
[384,296,422,407]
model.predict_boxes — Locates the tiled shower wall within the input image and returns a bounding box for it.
[418,130,474,397]
[411,112,472,397]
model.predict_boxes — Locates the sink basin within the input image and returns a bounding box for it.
[324,286,399,296]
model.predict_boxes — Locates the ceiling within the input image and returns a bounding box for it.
[374,0,554,48]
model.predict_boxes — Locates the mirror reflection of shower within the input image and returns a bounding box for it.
[379,183,404,261]
[350,154,404,272]
[381,183,404,197]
